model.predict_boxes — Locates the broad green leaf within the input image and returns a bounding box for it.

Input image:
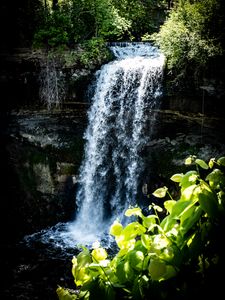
[133,240,147,253]
[72,257,78,279]
[88,264,104,277]
[152,234,170,251]
[142,215,157,228]
[196,159,209,169]
[170,200,193,218]
[128,250,145,271]
[152,186,168,198]
[162,265,177,280]
[148,259,167,281]
[160,215,177,232]
[180,171,198,190]
[115,236,136,253]
[185,155,196,165]
[180,184,198,202]
[180,206,202,236]
[125,207,142,217]
[110,220,123,236]
[116,260,134,284]
[121,222,146,241]
[206,169,225,190]
[164,200,177,214]
[180,205,196,223]
[76,249,92,267]
[74,266,91,286]
[141,234,151,249]
[185,156,193,165]
[104,284,116,300]
[209,158,215,169]
[91,248,108,262]
[217,156,225,166]
[170,173,183,183]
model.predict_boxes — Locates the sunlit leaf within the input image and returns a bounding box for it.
[121,222,146,241]
[181,171,198,190]
[125,207,142,217]
[170,200,193,218]
[217,156,225,166]
[152,234,170,251]
[164,200,177,214]
[180,206,202,236]
[180,184,198,202]
[152,186,168,198]
[196,159,209,169]
[128,250,145,271]
[170,173,183,183]
[209,158,215,169]
[152,203,163,212]
[206,169,225,190]
[76,249,92,267]
[142,215,158,228]
[148,259,167,281]
[75,266,91,286]
[185,156,193,165]
[110,220,123,236]
[141,234,151,249]
[160,215,177,232]
[116,260,134,284]
[162,265,177,280]
[91,248,108,262]
[116,236,136,254]
[185,155,196,165]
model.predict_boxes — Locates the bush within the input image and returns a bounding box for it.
[151,0,224,86]
[57,155,225,299]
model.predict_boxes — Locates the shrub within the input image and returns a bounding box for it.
[57,155,225,299]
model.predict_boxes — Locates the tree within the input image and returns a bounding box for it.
[152,0,224,87]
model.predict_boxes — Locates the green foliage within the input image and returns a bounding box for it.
[112,0,167,39]
[57,155,225,299]
[33,0,133,48]
[151,0,224,86]
[79,38,113,68]
[33,0,168,48]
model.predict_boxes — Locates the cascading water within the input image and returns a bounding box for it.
[24,43,165,249]
[69,43,165,243]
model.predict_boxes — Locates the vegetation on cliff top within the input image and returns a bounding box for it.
[32,0,225,89]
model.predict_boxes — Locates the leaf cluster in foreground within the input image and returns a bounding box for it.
[57,155,225,299]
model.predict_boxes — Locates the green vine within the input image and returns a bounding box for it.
[57,155,225,299]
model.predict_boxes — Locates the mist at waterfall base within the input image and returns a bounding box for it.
[24,43,165,253]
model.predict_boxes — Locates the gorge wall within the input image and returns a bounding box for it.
[1,48,225,241]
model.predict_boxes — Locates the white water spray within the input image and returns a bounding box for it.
[69,43,165,243]
[24,43,165,249]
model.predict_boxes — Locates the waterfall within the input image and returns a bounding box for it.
[69,43,165,243]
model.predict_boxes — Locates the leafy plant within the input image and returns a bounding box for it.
[57,155,225,299]
[151,0,224,87]
[79,38,113,68]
